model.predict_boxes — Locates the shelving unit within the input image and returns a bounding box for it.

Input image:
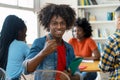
[77,0,120,53]
[77,1,120,39]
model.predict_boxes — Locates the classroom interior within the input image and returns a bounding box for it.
[0,0,120,80]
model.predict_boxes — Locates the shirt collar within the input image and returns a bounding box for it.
[116,29,120,33]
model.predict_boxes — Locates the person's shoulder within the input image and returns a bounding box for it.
[11,40,29,49]
[33,36,46,43]
[107,33,118,42]
[86,37,93,40]
[85,37,97,45]
[69,38,77,42]
[70,37,77,40]
[86,37,95,42]
[13,39,26,46]
[64,40,73,48]
[31,36,46,48]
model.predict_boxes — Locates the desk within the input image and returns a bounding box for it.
[79,60,100,72]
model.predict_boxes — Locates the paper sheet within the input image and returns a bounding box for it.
[82,60,94,63]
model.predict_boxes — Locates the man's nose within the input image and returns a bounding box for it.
[57,23,62,28]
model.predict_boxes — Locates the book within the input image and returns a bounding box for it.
[100,28,108,38]
[85,11,90,21]
[79,65,87,70]
[92,28,99,38]
[78,9,82,18]
[68,57,83,75]
[89,15,96,21]
[82,60,94,63]
[78,9,85,18]
[87,0,91,5]
[90,0,98,5]
[78,0,80,5]
[88,0,93,5]
[84,0,89,5]
[80,0,85,6]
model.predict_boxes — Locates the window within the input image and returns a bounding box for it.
[0,0,34,8]
[0,0,37,44]
[0,0,17,5]
[18,0,34,8]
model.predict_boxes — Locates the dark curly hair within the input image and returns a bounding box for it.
[74,17,92,38]
[38,3,76,31]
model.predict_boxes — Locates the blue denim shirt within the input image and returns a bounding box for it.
[23,35,75,80]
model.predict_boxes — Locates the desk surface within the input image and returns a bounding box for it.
[79,60,100,72]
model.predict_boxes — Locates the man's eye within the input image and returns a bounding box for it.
[53,22,57,25]
[61,22,66,25]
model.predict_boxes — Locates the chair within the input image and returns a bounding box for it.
[21,74,27,80]
[21,73,33,80]
[0,68,6,80]
[34,70,70,80]
[21,70,70,80]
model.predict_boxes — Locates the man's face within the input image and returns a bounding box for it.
[49,16,66,39]
[115,11,120,18]
[73,26,85,39]
[115,12,120,29]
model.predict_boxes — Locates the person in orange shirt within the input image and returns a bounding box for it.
[69,18,100,80]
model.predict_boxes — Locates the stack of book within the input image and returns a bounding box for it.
[92,28,110,38]
[78,0,98,6]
